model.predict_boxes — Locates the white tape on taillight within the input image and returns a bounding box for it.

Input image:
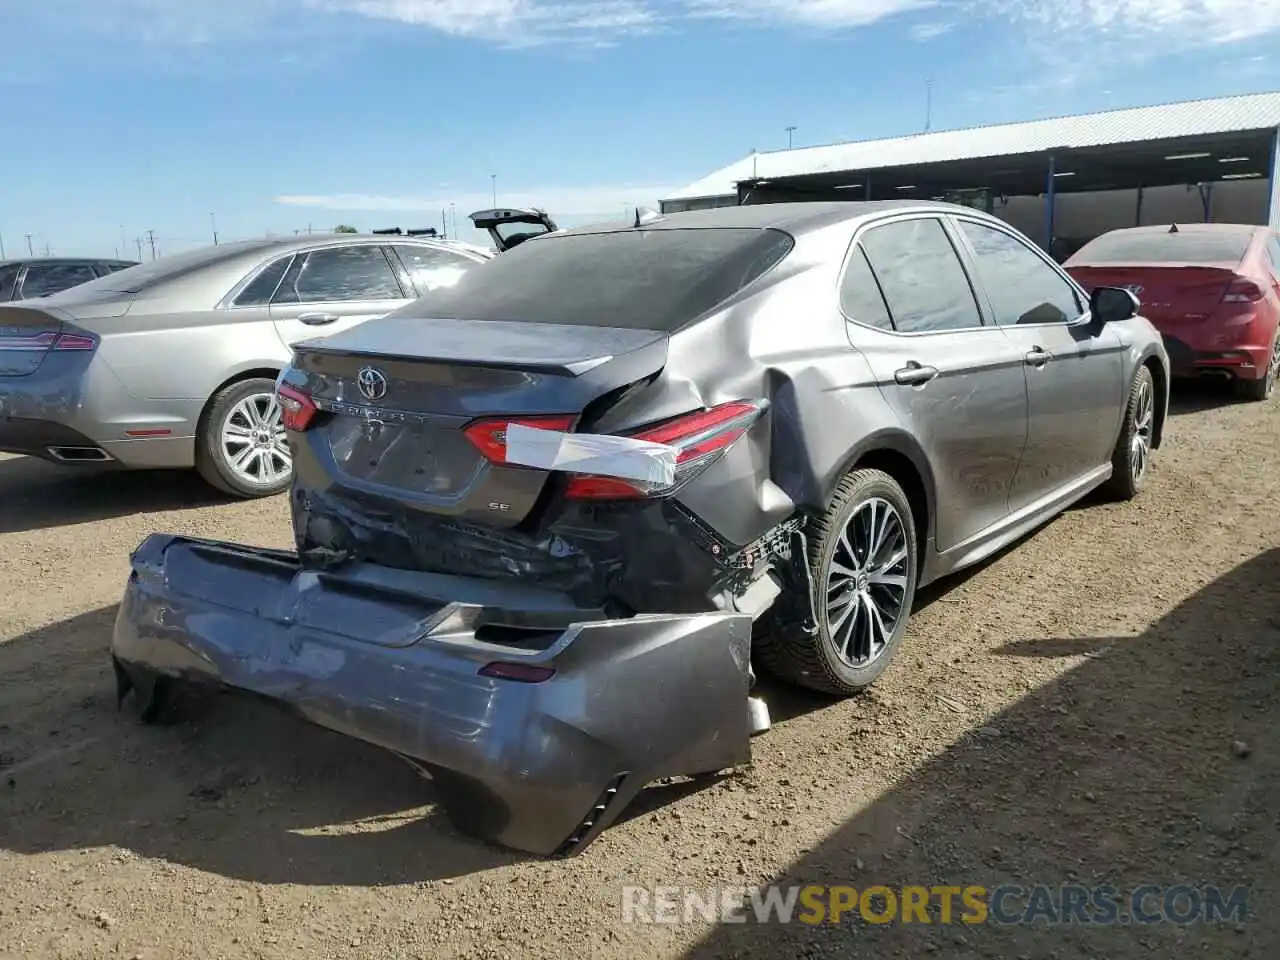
[504,422,677,486]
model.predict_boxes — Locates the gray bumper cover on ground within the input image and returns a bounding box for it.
[111,534,756,857]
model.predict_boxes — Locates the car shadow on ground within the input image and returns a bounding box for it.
[0,605,522,884]
[678,548,1280,959]
[0,455,230,534]
[1167,377,1244,416]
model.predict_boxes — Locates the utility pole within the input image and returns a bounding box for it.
[307,223,312,234]
[450,202,456,238]
[0,232,5,259]
[145,230,157,260]
[25,234,33,256]
[491,174,497,207]
[924,78,933,133]
[135,237,143,260]
[43,243,51,257]
[210,212,219,245]
[785,125,797,149]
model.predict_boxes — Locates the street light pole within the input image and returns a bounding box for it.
[785,125,797,149]
[491,174,497,207]
[210,212,219,245]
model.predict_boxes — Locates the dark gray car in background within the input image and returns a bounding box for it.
[113,201,1169,856]
[0,257,138,301]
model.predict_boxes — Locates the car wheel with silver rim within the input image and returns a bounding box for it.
[755,467,918,695]
[1104,364,1156,501]
[195,376,295,498]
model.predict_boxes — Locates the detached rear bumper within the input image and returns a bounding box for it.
[112,534,755,857]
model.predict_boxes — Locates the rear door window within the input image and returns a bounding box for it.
[18,263,99,298]
[399,227,794,331]
[839,245,894,330]
[391,244,476,294]
[859,218,984,333]
[957,219,1084,325]
[273,245,405,304]
[234,256,293,306]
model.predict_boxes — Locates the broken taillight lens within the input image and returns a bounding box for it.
[277,383,318,432]
[564,399,766,501]
[463,415,577,463]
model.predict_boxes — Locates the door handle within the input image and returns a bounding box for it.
[894,361,939,385]
[298,312,340,326]
[1025,347,1051,367]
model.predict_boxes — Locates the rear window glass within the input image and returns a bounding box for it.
[87,240,276,293]
[1072,229,1251,265]
[398,227,795,331]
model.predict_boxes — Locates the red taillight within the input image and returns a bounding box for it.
[463,415,576,463]
[565,399,766,501]
[1222,278,1264,303]
[276,383,317,432]
[478,661,556,683]
[0,330,97,351]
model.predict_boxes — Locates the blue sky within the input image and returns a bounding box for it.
[2,0,1279,258]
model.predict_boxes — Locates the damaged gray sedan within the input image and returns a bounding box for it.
[112,201,1169,856]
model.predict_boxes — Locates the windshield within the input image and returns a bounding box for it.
[1071,229,1252,265]
[396,227,795,331]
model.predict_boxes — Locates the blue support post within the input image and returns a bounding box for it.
[1268,126,1280,228]
[1045,153,1057,255]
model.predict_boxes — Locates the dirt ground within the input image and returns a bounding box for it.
[1,382,1276,960]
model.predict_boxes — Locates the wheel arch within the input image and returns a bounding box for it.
[1140,352,1168,449]
[195,365,284,435]
[827,430,937,578]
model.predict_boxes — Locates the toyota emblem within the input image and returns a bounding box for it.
[356,366,389,401]
[1124,284,1144,297]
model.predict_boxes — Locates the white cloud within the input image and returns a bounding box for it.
[978,0,1280,46]
[27,0,1280,52]
[687,0,935,28]
[909,19,951,39]
[275,182,683,217]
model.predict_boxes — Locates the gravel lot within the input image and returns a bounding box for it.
[1,382,1276,960]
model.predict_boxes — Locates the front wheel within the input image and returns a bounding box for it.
[755,468,918,696]
[1103,364,1155,501]
[195,377,293,498]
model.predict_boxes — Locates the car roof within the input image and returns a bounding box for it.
[555,200,998,239]
[0,257,135,267]
[1094,222,1264,236]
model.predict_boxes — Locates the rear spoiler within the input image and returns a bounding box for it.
[468,208,559,252]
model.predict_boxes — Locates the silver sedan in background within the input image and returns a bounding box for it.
[0,234,491,497]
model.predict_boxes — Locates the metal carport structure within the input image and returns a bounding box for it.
[662,92,1280,259]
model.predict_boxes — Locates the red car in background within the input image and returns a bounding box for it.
[1065,223,1280,401]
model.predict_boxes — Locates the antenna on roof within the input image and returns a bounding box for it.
[1168,223,1179,233]
[634,206,662,227]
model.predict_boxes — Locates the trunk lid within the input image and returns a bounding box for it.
[1066,264,1239,326]
[290,316,668,526]
[468,208,559,252]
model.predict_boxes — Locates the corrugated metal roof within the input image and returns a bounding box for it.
[665,91,1280,201]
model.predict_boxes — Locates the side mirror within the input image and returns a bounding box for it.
[1090,285,1139,325]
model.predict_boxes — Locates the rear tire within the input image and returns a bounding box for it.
[1235,337,1279,402]
[1103,364,1155,501]
[756,469,918,696]
[195,377,293,499]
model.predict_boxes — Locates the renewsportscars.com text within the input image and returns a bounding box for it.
[621,883,1250,927]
